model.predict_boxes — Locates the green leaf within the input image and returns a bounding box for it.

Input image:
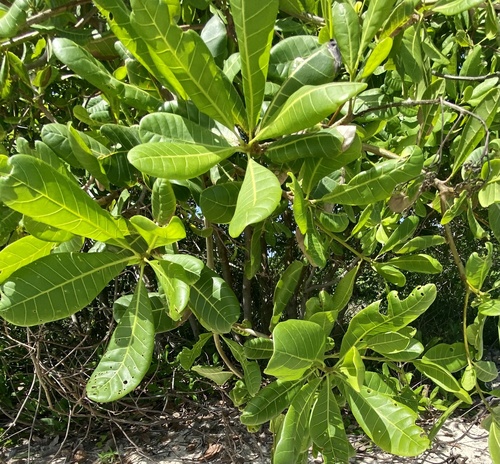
[244,337,274,359]
[479,299,500,316]
[466,242,493,291]
[230,0,278,132]
[0,156,125,243]
[178,333,212,370]
[128,142,237,180]
[361,37,393,78]
[240,379,303,426]
[130,0,246,129]
[423,343,468,373]
[199,182,241,224]
[23,217,75,244]
[340,383,429,456]
[139,112,231,146]
[479,160,500,208]
[52,38,161,112]
[364,330,413,356]
[152,178,176,226]
[223,337,262,396]
[270,261,305,330]
[358,0,397,60]
[192,365,233,385]
[0,203,21,247]
[0,0,29,39]
[150,255,203,319]
[266,128,344,163]
[413,359,472,404]
[432,0,484,15]
[395,235,446,254]
[340,284,436,356]
[41,123,80,167]
[321,147,423,205]
[475,361,498,382]
[387,254,443,274]
[229,159,282,237]
[340,346,365,392]
[287,173,307,234]
[372,263,406,287]
[489,420,500,464]
[310,376,352,463]
[87,281,154,402]
[489,203,500,242]
[129,216,185,249]
[256,82,366,141]
[189,267,240,334]
[332,0,360,75]
[331,264,359,313]
[274,378,321,464]
[0,236,55,284]
[452,88,500,176]
[379,216,419,254]
[265,320,326,380]
[264,42,341,125]
[0,252,129,326]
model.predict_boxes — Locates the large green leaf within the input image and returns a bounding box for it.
[432,0,484,15]
[128,142,237,180]
[256,82,366,141]
[189,267,240,333]
[332,0,360,75]
[86,281,155,402]
[358,0,397,61]
[0,203,21,247]
[274,378,321,464]
[0,252,129,326]
[489,420,500,464]
[41,123,81,167]
[52,38,161,112]
[340,383,429,456]
[240,379,303,426]
[93,0,186,97]
[322,147,423,205]
[466,242,493,291]
[265,319,326,380]
[270,261,305,330]
[229,159,282,237]
[0,236,55,284]
[129,216,185,249]
[152,178,176,226]
[0,0,29,39]
[199,182,241,224]
[130,0,246,129]
[263,43,341,125]
[139,112,231,146]
[244,337,274,359]
[266,128,344,163]
[310,376,352,463]
[0,156,125,243]
[340,284,436,356]
[230,0,278,132]
[386,254,443,274]
[379,216,419,255]
[395,235,446,254]
[413,359,472,403]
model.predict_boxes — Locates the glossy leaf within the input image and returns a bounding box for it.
[341,383,429,456]
[0,236,55,284]
[364,330,413,356]
[379,216,419,255]
[128,142,237,180]
[466,242,493,291]
[432,0,484,15]
[270,261,304,330]
[340,284,436,356]
[189,267,240,333]
[489,420,500,464]
[199,182,241,224]
[192,365,233,385]
[332,0,360,75]
[413,359,472,403]
[274,379,321,464]
[422,343,468,373]
[387,254,443,274]
[475,361,498,382]
[266,128,344,163]
[130,0,246,129]
[287,173,307,234]
[178,333,212,370]
[265,320,326,380]
[223,337,262,396]
[395,235,446,254]
[361,37,393,78]
[87,281,154,402]
[0,0,29,39]
[310,377,352,463]
[0,203,21,247]
[130,216,185,249]
[240,379,303,426]
[229,159,282,237]
[264,42,341,125]
[372,263,406,287]
[340,346,365,392]
[0,156,125,243]
[230,0,278,131]
[322,147,423,205]
[331,265,359,313]
[256,82,366,141]
[152,178,176,226]
[244,337,274,359]
[0,252,129,326]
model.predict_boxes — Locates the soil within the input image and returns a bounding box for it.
[0,400,492,464]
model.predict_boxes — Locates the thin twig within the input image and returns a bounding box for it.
[213,334,243,379]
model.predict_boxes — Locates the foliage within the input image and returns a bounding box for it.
[1,0,500,462]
